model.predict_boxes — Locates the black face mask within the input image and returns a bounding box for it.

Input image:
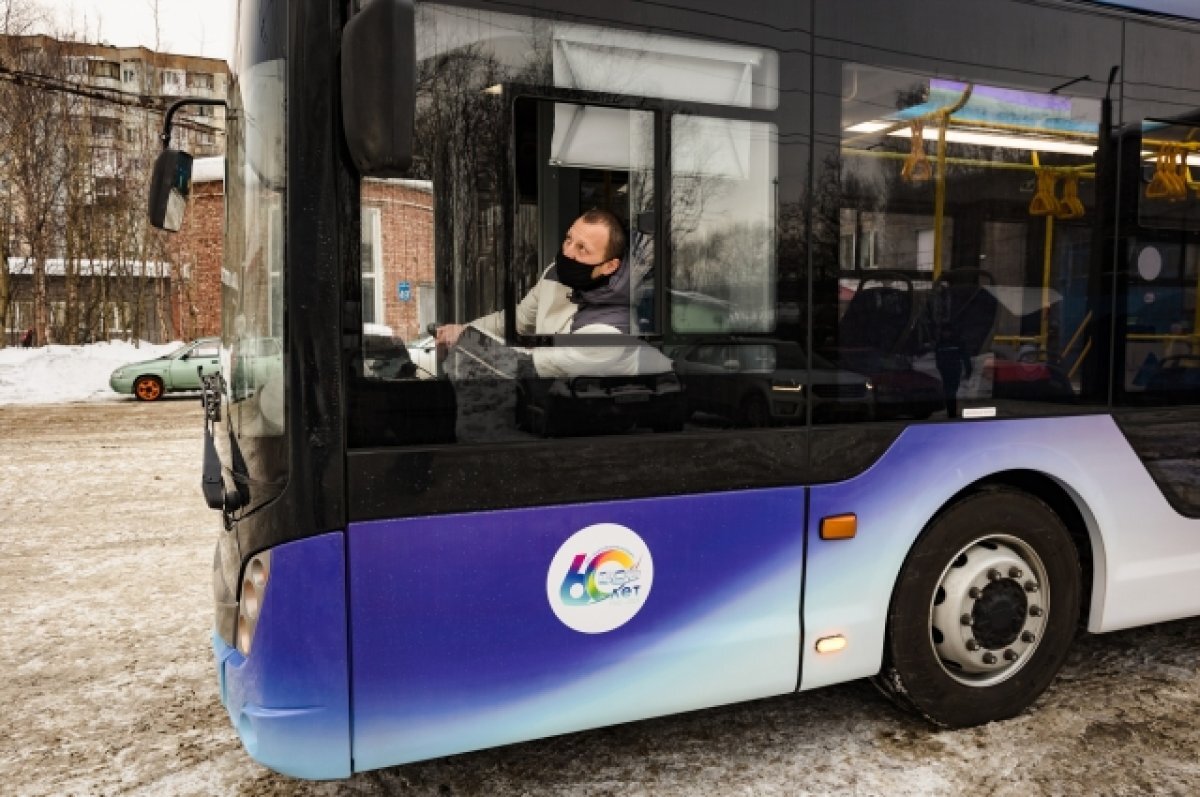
[556,252,611,292]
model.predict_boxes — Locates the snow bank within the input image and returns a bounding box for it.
[0,340,182,405]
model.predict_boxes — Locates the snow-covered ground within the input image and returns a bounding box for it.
[1,400,1199,797]
[0,340,181,404]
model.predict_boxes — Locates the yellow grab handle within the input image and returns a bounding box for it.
[1029,170,1059,216]
[1057,174,1085,219]
[1147,146,1178,200]
[901,121,932,182]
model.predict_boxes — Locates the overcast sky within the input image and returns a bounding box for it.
[46,0,234,63]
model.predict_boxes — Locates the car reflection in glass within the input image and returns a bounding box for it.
[229,336,283,401]
[672,339,874,426]
[1144,354,1200,403]
[362,331,418,380]
[406,334,437,378]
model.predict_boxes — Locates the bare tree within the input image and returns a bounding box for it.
[0,0,48,346]
[0,37,77,345]
[146,0,161,52]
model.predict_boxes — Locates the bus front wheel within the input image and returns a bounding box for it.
[873,487,1081,728]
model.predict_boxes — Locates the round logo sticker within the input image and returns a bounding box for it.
[546,523,654,634]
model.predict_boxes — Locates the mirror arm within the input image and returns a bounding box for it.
[159,97,228,151]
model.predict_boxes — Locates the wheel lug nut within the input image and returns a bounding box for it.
[1025,580,1039,593]
[1004,649,1019,662]
[960,613,973,626]
[966,639,980,651]
[987,568,1002,581]
[982,652,997,664]
[1009,567,1023,579]
[1029,605,1043,617]
[969,587,982,599]
[1021,631,1036,643]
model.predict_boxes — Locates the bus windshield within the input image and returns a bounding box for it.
[221,0,287,499]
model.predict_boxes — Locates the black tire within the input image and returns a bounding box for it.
[737,393,771,428]
[872,487,1081,728]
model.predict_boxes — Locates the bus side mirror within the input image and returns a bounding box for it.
[342,0,415,176]
[148,149,194,232]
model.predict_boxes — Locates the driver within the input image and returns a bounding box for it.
[435,208,642,377]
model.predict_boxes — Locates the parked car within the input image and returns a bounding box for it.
[109,337,221,401]
[361,332,417,380]
[407,334,437,377]
[673,338,874,425]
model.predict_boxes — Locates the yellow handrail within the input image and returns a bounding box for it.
[1061,311,1092,359]
[842,147,1095,176]
[1127,333,1200,343]
[843,115,1101,150]
[1068,339,1092,380]
[932,86,974,281]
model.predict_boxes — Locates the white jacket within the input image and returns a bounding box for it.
[470,266,668,378]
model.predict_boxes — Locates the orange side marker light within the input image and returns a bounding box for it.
[820,513,858,540]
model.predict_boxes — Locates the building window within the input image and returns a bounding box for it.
[670,115,778,333]
[267,205,285,338]
[186,72,214,90]
[91,116,120,139]
[88,60,120,80]
[7,301,33,335]
[92,150,118,176]
[361,207,383,325]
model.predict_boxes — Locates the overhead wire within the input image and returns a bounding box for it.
[0,61,225,138]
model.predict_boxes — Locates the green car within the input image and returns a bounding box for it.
[109,337,222,401]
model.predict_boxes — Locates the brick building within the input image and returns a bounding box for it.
[166,157,225,341]
[178,167,435,343]
[361,178,436,341]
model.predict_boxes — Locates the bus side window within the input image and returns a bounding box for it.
[1124,239,1200,406]
[1138,121,1200,233]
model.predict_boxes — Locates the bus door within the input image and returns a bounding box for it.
[1114,117,1200,517]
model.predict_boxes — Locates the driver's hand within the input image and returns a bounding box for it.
[435,324,465,358]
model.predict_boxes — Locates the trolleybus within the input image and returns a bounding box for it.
[152,0,1200,778]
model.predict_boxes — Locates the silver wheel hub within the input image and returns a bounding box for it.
[930,537,1048,687]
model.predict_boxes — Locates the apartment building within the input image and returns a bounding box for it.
[1,35,230,344]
